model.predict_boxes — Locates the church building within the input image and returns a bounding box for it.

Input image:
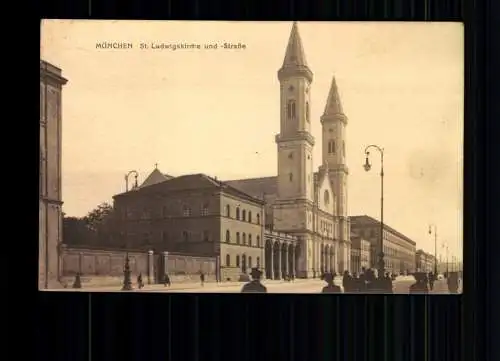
[112,22,351,279]
[225,22,351,277]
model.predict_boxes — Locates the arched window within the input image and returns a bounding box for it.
[182,231,189,242]
[248,234,252,246]
[248,211,252,223]
[328,140,336,154]
[249,256,253,268]
[256,236,260,247]
[236,232,240,244]
[242,233,246,245]
[236,207,240,220]
[324,190,330,205]
[226,254,230,266]
[287,100,296,120]
[306,101,310,123]
[225,230,230,242]
[242,210,246,221]
[257,214,260,225]
[256,257,260,267]
[226,205,230,217]
[289,173,293,182]
[236,255,240,267]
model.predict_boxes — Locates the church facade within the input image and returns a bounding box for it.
[225,22,351,277]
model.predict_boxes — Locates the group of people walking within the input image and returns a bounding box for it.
[321,268,395,293]
[409,271,461,294]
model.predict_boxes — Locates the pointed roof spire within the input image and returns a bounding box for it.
[323,76,344,115]
[282,22,308,68]
[278,22,313,83]
[321,75,348,124]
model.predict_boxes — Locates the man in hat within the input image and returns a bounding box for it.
[321,272,342,293]
[409,272,429,294]
[241,268,267,293]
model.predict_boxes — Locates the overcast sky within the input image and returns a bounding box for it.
[41,20,463,261]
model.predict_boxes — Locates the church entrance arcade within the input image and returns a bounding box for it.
[320,243,336,275]
[264,232,299,280]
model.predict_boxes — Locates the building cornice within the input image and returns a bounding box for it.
[40,197,63,205]
[275,132,315,146]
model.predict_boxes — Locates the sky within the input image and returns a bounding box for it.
[41,20,463,261]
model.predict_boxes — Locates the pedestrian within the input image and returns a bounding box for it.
[164,273,171,287]
[241,268,267,293]
[342,270,352,293]
[447,272,459,294]
[137,273,144,289]
[428,272,435,290]
[384,272,394,294]
[200,271,205,287]
[409,272,429,294]
[321,272,342,293]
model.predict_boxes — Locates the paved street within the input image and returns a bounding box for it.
[52,276,458,294]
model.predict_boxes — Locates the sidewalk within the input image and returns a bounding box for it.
[50,277,322,292]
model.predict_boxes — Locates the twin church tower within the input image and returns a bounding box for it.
[272,21,350,276]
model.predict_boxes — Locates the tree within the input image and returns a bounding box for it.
[84,202,114,232]
[63,216,91,245]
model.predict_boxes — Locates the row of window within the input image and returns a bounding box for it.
[225,230,261,247]
[225,205,260,224]
[286,100,310,123]
[225,254,261,268]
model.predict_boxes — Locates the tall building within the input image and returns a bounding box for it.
[225,22,351,277]
[40,60,67,289]
[350,215,416,274]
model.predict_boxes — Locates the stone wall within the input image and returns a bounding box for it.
[60,245,218,287]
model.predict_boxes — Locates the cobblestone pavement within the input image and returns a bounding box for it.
[50,276,459,294]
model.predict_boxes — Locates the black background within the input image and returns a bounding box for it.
[31,0,498,360]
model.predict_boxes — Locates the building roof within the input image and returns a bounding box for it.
[224,176,278,199]
[139,168,174,188]
[350,215,417,246]
[40,59,68,84]
[114,172,265,205]
[323,75,344,116]
[281,22,309,69]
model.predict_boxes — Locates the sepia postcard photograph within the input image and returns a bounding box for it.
[40,20,463,294]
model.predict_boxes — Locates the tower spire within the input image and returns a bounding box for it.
[282,22,308,68]
[278,22,313,83]
[323,75,344,116]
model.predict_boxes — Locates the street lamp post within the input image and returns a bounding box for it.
[125,170,139,192]
[363,144,385,279]
[428,224,438,276]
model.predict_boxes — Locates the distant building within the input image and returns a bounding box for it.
[350,232,371,274]
[40,60,68,289]
[415,249,436,273]
[350,215,416,274]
